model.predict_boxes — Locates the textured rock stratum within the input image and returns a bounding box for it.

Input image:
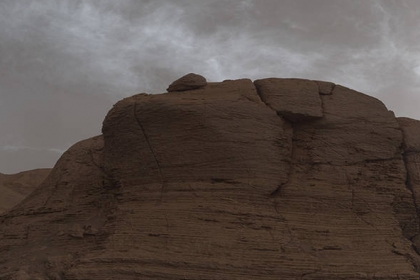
[0,169,50,214]
[1,75,420,279]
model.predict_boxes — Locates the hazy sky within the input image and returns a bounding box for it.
[1,0,420,173]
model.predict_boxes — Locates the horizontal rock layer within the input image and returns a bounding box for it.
[1,76,420,279]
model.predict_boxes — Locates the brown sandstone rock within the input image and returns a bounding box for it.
[398,117,420,252]
[254,78,323,122]
[1,77,420,279]
[0,168,50,214]
[103,78,288,192]
[398,117,420,153]
[314,80,335,95]
[166,73,207,92]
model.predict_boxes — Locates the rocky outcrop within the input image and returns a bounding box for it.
[398,117,420,252]
[166,73,207,92]
[0,168,50,214]
[1,75,420,279]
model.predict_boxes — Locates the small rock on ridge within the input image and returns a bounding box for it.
[167,73,207,92]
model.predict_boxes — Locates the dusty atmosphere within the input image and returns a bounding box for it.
[2,0,420,173]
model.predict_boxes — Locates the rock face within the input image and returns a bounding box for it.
[255,78,323,122]
[166,73,207,92]
[0,168,50,214]
[398,117,420,253]
[1,76,420,279]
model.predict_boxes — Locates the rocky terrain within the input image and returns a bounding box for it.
[0,169,50,214]
[1,74,420,279]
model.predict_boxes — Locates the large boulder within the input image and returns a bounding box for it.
[166,73,207,92]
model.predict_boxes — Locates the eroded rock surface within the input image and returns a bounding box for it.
[0,168,50,214]
[167,73,207,92]
[254,78,323,122]
[398,117,420,252]
[314,80,335,95]
[1,76,420,279]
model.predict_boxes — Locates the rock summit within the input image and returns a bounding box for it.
[166,73,207,92]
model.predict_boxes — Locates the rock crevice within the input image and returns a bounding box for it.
[133,102,166,198]
[397,117,420,253]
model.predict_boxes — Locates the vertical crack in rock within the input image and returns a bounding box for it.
[270,124,294,197]
[401,149,420,258]
[396,118,420,260]
[318,85,333,115]
[344,170,376,229]
[88,146,117,192]
[252,81,294,196]
[331,84,336,94]
[314,80,335,96]
[43,182,60,208]
[402,151,420,218]
[133,102,166,200]
[88,148,108,179]
[253,88,276,113]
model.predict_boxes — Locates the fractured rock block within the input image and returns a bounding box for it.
[254,78,323,122]
[398,117,420,153]
[314,80,335,95]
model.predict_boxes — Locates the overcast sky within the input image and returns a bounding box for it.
[1,0,420,173]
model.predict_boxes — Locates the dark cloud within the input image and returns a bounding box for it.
[1,0,420,173]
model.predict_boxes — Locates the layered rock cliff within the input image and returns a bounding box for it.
[0,169,50,214]
[1,74,420,279]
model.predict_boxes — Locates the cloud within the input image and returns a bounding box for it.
[1,145,65,154]
[2,0,420,173]
[2,0,412,95]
